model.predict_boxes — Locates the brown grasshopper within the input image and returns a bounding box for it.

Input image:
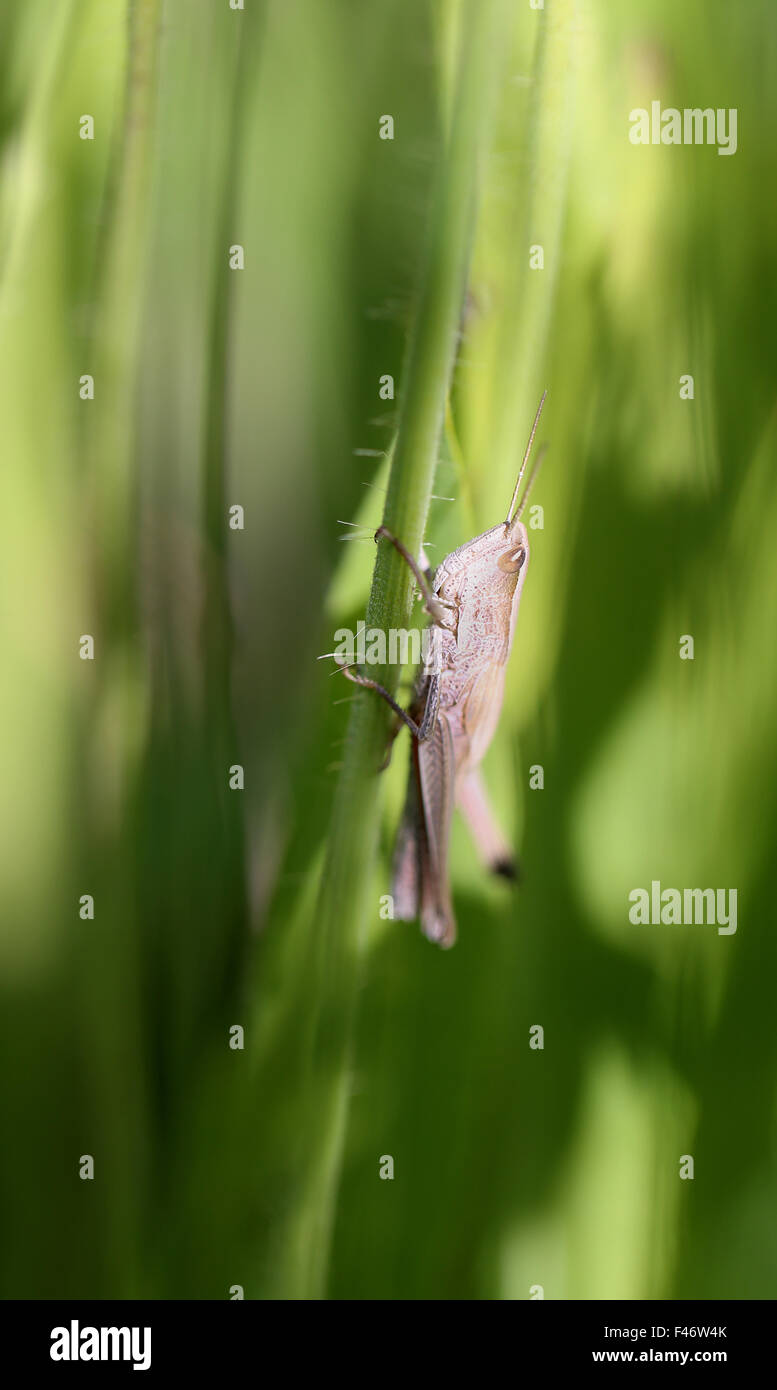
[340,392,547,948]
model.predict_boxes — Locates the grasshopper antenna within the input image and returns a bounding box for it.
[506,389,547,526]
[514,442,548,523]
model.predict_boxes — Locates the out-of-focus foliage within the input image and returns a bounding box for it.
[1,0,775,1299]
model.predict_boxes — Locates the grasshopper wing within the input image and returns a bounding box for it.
[391,742,425,922]
[390,711,457,947]
[417,711,457,947]
[461,660,508,769]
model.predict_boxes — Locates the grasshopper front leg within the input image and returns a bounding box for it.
[334,662,439,768]
[336,661,421,739]
[335,526,451,760]
[375,526,456,626]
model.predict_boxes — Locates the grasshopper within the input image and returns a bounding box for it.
[340,392,547,948]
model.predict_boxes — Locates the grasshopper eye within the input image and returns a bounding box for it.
[498,546,525,574]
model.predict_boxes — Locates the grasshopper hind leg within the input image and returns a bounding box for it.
[492,855,521,883]
[335,661,419,734]
[456,768,520,884]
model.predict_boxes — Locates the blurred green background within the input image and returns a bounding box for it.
[1,0,776,1300]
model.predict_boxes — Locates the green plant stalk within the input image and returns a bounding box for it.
[284,0,500,1299]
[488,0,578,476]
[201,20,249,745]
[91,0,163,629]
[79,0,163,1293]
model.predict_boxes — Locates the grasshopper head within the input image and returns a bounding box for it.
[497,518,529,576]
